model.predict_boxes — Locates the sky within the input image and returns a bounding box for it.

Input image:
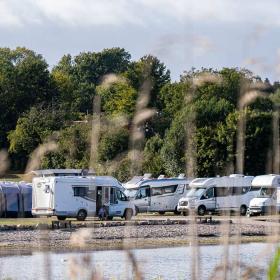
[0,0,280,82]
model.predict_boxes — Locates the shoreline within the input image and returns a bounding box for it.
[0,235,270,257]
[0,217,278,255]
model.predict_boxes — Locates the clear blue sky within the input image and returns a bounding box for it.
[0,0,280,82]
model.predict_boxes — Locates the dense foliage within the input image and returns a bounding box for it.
[1,47,280,181]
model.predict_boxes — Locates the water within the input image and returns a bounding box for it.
[0,243,277,279]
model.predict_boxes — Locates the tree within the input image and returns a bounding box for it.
[125,55,171,110]
[97,79,137,117]
[0,47,54,149]
[98,128,129,162]
[52,48,132,114]
[142,135,165,176]
[42,123,90,169]
[8,106,66,169]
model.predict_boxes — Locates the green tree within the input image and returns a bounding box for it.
[97,79,137,117]
[8,106,65,169]
[0,47,55,149]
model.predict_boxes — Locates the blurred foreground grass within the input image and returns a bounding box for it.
[0,173,28,182]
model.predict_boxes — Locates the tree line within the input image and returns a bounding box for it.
[1,47,280,181]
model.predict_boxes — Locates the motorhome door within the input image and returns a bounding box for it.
[135,186,151,212]
[200,186,216,211]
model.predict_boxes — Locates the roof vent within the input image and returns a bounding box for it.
[158,175,165,179]
[229,174,244,178]
[178,174,185,179]
[143,173,152,179]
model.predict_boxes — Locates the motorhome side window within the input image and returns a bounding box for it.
[164,185,178,194]
[136,187,150,199]
[215,187,229,197]
[177,184,185,194]
[201,187,214,199]
[73,186,88,197]
[232,186,250,195]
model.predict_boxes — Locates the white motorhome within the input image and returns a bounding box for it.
[32,169,135,221]
[124,175,190,214]
[247,174,280,216]
[177,174,257,216]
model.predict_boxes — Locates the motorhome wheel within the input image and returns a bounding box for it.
[77,209,87,221]
[240,205,247,216]
[158,211,165,215]
[197,205,206,216]
[174,206,180,215]
[57,216,66,221]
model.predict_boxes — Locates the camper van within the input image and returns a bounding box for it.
[124,175,190,214]
[247,174,280,216]
[177,174,257,216]
[32,169,135,221]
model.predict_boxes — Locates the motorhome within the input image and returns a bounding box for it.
[177,174,257,216]
[124,174,190,214]
[247,174,280,216]
[32,169,135,221]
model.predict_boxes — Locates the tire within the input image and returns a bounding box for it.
[182,212,187,216]
[240,205,247,216]
[197,205,206,216]
[77,209,87,221]
[124,209,133,220]
[107,216,113,221]
[158,211,165,215]
[57,216,66,221]
[174,207,180,215]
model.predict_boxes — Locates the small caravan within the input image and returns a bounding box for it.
[32,169,135,221]
[177,174,257,216]
[247,174,280,216]
[124,174,190,214]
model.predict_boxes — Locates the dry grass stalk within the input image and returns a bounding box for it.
[0,149,10,176]
[90,95,101,171]
[236,89,264,174]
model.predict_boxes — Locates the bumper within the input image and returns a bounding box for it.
[247,206,274,215]
[32,208,54,216]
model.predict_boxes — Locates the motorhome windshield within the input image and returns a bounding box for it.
[257,187,276,198]
[186,187,206,198]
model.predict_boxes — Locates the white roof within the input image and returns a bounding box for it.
[190,175,254,188]
[252,174,280,187]
[32,169,95,177]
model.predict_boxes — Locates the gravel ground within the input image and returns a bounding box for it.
[0,221,274,253]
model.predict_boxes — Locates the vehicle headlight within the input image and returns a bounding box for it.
[180,201,188,206]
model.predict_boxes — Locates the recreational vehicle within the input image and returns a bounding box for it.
[32,169,135,221]
[124,175,190,214]
[177,174,257,216]
[247,174,280,216]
